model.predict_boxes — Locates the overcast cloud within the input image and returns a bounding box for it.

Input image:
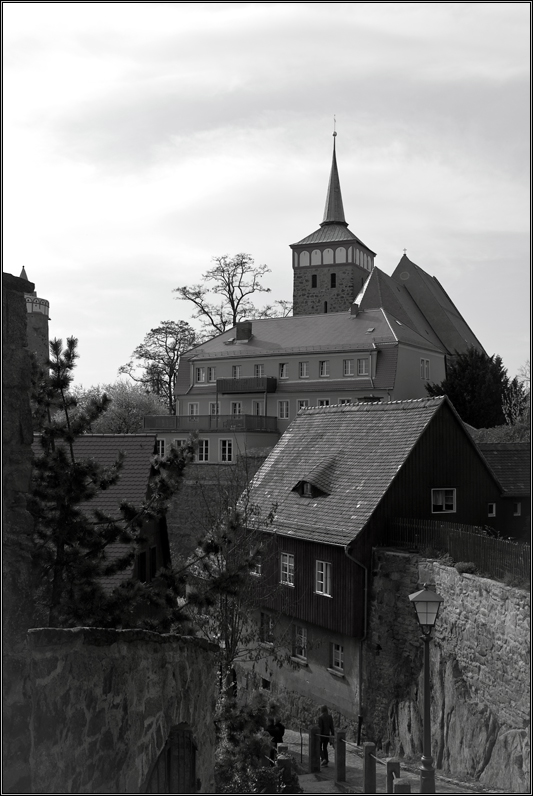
[3,2,530,387]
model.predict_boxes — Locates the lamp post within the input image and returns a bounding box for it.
[408,584,444,794]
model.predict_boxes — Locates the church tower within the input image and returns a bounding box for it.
[20,267,50,368]
[291,134,376,315]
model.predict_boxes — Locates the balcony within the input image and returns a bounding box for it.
[216,377,277,394]
[144,414,279,433]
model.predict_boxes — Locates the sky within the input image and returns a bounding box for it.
[3,2,530,388]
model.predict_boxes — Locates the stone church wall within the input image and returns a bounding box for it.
[28,627,218,794]
[365,550,530,793]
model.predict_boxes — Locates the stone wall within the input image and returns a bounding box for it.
[29,627,218,794]
[2,273,37,792]
[293,264,366,315]
[365,550,530,792]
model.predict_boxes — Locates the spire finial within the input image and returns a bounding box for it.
[333,115,337,147]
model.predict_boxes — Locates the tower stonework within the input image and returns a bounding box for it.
[291,135,376,316]
[20,267,50,369]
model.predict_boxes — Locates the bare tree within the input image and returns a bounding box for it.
[119,320,196,414]
[174,253,292,337]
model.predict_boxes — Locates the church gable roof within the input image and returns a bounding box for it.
[247,397,449,546]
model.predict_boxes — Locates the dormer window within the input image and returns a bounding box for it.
[294,480,324,499]
[303,482,313,498]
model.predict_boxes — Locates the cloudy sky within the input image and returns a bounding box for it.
[4,2,530,388]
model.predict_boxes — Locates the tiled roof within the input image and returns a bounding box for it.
[292,224,369,248]
[32,434,157,590]
[476,443,531,497]
[247,397,448,546]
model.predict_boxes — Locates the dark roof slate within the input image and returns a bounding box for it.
[247,397,448,546]
[476,443,531,497]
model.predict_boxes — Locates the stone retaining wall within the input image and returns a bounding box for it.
[365,550,530,792]
[29,627,218,793]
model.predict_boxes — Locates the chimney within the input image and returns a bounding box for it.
[350,303,359,316]
[235,321,253,341]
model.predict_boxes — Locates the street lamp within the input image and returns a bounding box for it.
[409,584,444,794]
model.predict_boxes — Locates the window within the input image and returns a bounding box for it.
[250,551,262,576]
[299,361,309,378]
[488,503,496,517]
[280,553,295,586]
[318,399,330,407]
[149,546,157,580]
[330,273,337,288]
[278,400,290,419]
[220,439,233,463]
[294,626,307,660]
[197,439,209,462]
[231,401,242,415]
[432,488,456,513]
[196,367,206,383]
[207,366,216,382]
[343,359,354,376]
[319,360,330,377]
[297,399,309,411]
[254,363,265,378]
[232,365,241,379]
[338,398,352,406]
[209,402,219,416]
[513,502,522,516]
[316,560,332,596]
[173,438,186,450]
[260,612,274,644]
[357,358,369,376]
[261,678,271,690]
[279,363,288,379]
[138,551,147,583]
[311,274,318,288]
[303,482,314,497]
[252,400,264,416]
[156,439,165,457]
[188,403,199,416]
[420,359,430,380]
[331,643,344,672]
[324,301,328,313]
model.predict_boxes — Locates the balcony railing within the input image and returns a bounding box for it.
[216,377,277,394]
[144,414,279,433]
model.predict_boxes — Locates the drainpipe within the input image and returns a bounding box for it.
[344,543,368,746]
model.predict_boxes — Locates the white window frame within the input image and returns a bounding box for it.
[197,439,209,462]
[196,367,206,383]
[250,550,262,576]
[207,366,216,382]
[294,625,307,660]
[420,358,430,380]
[488,503,496,517]
[232,365,241,379]
[297,399,310,411]
[279,363,288,379]
[209,401,220,416]
[254,363,265,378]
[338,398,352,406]
[188,402,199,416]
[156,439,165,457]
[343,359,354,377]
[357,358,369,376]
[331,643,344,672]
[318,399,330,407]
[231,401,242,416]
[319,360,330,377]
[220,439,233,463]
[278,400,290,419]
[252,400,264,416]
[431,488,456,513]
[513,502,522,516]
[299,361,309,379]
[173,438,187,450]
[316,560,332,596]
[280,553,295,587]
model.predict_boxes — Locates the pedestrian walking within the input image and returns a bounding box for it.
[318,705,335,767]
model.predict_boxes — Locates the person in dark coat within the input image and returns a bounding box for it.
[266,715,285,761]
[318,705,335,766]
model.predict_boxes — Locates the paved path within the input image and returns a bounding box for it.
[281,729,511,795]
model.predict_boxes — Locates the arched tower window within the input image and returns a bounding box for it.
[335,247,346,263]
[311,249,321,265]
[355,249,360,266]
[348,246,353,262]
[300,251,309,267]
[323,248,334,264]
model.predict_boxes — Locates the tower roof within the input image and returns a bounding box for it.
[321,134,347,227]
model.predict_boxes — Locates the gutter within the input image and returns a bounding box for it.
[344,543,368,746]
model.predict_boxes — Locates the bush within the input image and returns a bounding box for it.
[455,562,477,575]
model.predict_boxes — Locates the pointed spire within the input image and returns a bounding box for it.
[20,266,28,280]
[320,130,348,227]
